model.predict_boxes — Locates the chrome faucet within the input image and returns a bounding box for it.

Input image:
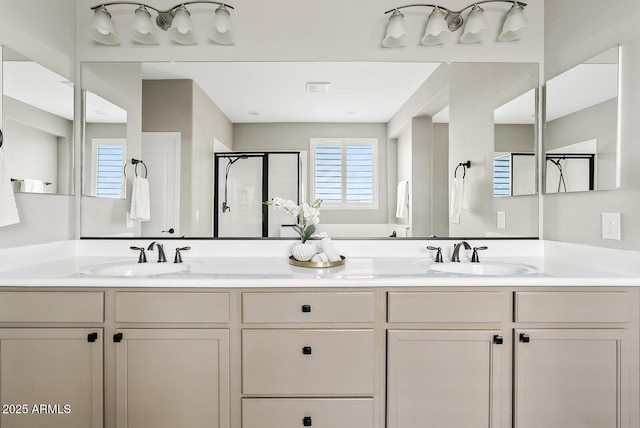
[451,241,471,262]
[147,242,167,263]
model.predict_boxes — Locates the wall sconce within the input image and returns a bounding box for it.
[89,1,235,46]
[383,0,528,47]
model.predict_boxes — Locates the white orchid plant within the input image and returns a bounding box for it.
[265,197,322,243]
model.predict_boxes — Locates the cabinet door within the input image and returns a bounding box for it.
[514,329,627,428]
[387,330,505,428]
[114,329,229,428]
[0,328,103,428]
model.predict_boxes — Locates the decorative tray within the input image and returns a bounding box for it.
[288,255,346,268]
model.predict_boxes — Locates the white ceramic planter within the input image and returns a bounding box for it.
[291,242,317,261]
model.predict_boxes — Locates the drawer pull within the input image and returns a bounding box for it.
[87,332,99,343]
[113,332,123,343]
[493,335,503,345]
[303,416,312,426]
[519,333,530,343]
[302,346,312,355]
[301,304,311,313]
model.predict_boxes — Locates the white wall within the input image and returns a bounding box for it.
[0,0,77,248]
[543,0,640,250]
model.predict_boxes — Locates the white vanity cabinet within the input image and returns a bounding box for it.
[513,291,633,428]
[386,291,510,428]
[240,291,379,428]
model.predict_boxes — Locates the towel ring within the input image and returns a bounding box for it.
[454,161,471,178]
[131,158,148,178]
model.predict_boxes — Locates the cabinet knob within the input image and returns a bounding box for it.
[493,334,503,345]
[113,332,123,343]
[87,332,98,343]
[301,304,311,313]
[303,416,312,427]
[302,346,312,355]
[519,333,530,343]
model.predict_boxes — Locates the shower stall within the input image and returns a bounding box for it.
[214,151,303,237]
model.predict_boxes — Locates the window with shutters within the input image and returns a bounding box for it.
[91,138,126,198]
[310,138,378,209]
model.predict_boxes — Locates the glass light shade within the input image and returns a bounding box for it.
[88,7,119,45]
[460,5,489,44]
[382,10,409,48]
[421,7,450,46]
[498,3,528,41]
[130,6,159,44]
[210,5,234,45]
[168,6,197,44]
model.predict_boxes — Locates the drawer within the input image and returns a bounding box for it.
[0,291,103,322]
[242,329,375,395]
[242,398,374,428]
[388,291,503,323]
[242,292,375,324]
[515,291,630,323]
[115,292,229,323]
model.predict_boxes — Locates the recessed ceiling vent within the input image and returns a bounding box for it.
[306,82,330,93]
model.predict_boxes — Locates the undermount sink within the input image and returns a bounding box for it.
[427,261,538,276]
[80,260,190,277]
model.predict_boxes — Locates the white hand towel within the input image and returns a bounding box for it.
[20,178,44,193]
[0,150,20,227]
[129,176,151,222]
[395,180,409,219]
[450,176,467,224]
[320,237,341,262]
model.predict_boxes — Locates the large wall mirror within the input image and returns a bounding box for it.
[544,45,620,193]
[2,46,74,195]
[80,61,539,239]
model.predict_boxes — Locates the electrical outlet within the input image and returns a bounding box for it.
[602,212,621,240]
[497,211,506,229]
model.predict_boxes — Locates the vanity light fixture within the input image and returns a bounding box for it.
[88,1,235,46]
[382,0,528,47]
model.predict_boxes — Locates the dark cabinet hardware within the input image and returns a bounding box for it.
[301,304,311,313]
[87,332,98,343]
[493,334,503,344]
[302,346,312,355]
[519,333,530,343]
[113,332,123,343]
[303,416,312,426]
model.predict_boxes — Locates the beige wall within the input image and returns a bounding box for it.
[233,122,388,225]
[543,0,640,250]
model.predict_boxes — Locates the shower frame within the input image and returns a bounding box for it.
[213,151,301,238]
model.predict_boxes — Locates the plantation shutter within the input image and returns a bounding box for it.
[493,154,511,197]
[346,144,374,204]
[96,145,124,198]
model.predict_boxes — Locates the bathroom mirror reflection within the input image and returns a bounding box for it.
[80,61,539,239]
[2,46,74,195]
[544,45,620,193]
[82,90,128,199]
[493,88,537,197]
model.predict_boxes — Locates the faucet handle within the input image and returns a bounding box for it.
[426,246,443,263]
[471,246,488,263]
[174,246,191,263]
[130,246,147,263]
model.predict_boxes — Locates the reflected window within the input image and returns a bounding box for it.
[310,138,378,209]
[91,138,126,198]
[493,153,536,197]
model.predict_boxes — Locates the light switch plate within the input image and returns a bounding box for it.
[602,212,621,240]
[497,211,506,229]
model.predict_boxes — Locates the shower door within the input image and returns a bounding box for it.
[214,152,302,238]
[215,154,265,237]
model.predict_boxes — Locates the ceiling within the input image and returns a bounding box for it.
[141,61,441,123]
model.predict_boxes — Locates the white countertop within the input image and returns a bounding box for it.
[0,239,638,287]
